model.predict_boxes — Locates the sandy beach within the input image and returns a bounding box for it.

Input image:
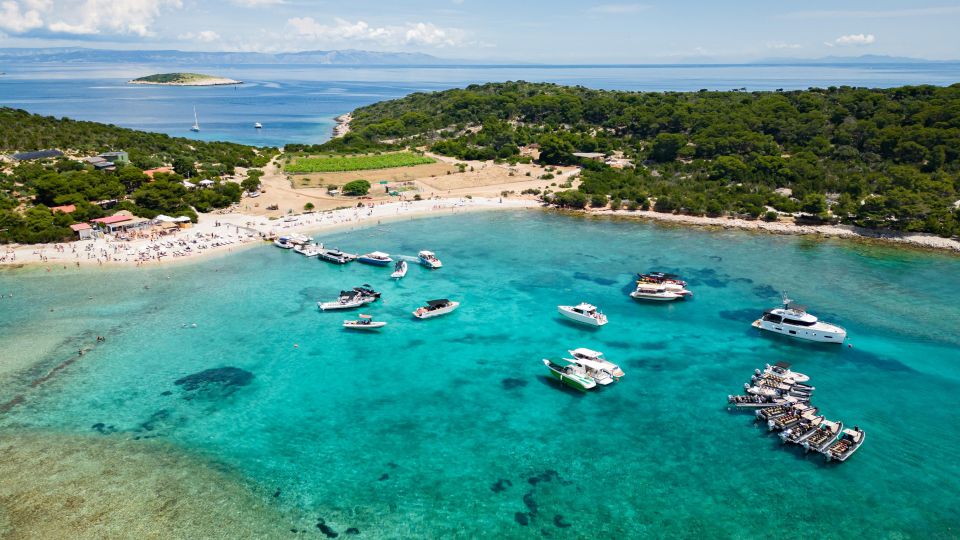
[0,197,537,269]
[332,113,351,137]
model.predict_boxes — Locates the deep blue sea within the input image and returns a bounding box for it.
[1,212,958,537]
[1,62,959,146]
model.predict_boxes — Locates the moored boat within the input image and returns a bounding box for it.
[565,355,615,385]
[629,284,691,301]
[318,248,358,264]
[752,292,847,344]
[343,314,387,330]
[418,250,442,269]
[824,426,865,462]
[318,289,377,311]
[779,411,826,444]
[768,405,818,432]
[802,419,843,453]
[542,358,596,391]
[756,361,810,383]
[358,251,393,266]
[274,236,295,249]
[558,303,608,327]
[413,298,459,319]
[294,243,324,257]
[567,348,624,378]
[391,260,408,279]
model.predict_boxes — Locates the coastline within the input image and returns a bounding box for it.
[0,198,537,270]
[581,206,960,254]
[332,113,352,138]
[128,78,242,87]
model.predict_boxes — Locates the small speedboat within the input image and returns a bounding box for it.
[567,348,624,378]
[274,236,294,249]
[358,251,393,266]
[343,314,386,330]
[543,358,596,391]
[318,248,357,264]
[566,355,615,385]
[558,303,608,327]
[824,426,865,462]
[413,298,459,319]
[418,250,442,269]
[254,122,263,129]
[637,272,687,288]
[318,290,376,311]
[802,419,843,453]
[752,292,847,344]
[294,243,324,257]
[779,411,825,444]
[768,405,818,432]
[757,362,810,383]
[352,285,381,299]
[391,260,408,279]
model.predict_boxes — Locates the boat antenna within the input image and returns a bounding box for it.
[781,291,791,308]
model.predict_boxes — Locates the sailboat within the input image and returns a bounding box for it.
[190,107,200,132]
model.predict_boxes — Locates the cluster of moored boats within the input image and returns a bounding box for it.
[542,348,625,391]
[727,362,866,462]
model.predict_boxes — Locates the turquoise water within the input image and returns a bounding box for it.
[1,211,959,537]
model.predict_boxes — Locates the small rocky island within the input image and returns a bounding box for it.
[128,73,242,86]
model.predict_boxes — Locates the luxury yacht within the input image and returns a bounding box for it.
[413,299,459,319]
[558,303,608,327]
[752,293,847,344]
[391,260,408,279]
[824,426,865,462]
[542,358,596,391]
[343,314,387,330]
[418,250,442,269]
[358,251,393,266]
[568,348,624,378]
[318,248,358,264]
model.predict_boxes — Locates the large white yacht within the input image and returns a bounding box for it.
[752,293,847,344]
[558,303,608,327]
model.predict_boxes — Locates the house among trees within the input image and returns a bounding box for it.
[90,210,149,233]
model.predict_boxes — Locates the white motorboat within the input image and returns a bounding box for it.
[391,260,408,279]
[558,303,608,327]
[274,236,295,249]
[318,290,377,311]
[768,405,818,432]
[779,412,825,444]
[565,355,615,385]
[413,298,459,319]
[418,250,442,269]
[752,293,847,344]
[802,419,843,453]
[756,362,810,383]
[254,122,263,129]
[824,426,865,462]
[567,348,624,378]
[294,243,324,257]
[629,284,691,301]
[343,314,386,330]
[358,251,393,266]
[543,359,596,391]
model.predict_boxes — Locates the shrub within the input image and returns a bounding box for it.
[304,202,315,211]
[342,179,371,196]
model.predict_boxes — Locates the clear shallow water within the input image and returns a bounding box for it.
[2,63,959,146]
[1,211,959,537]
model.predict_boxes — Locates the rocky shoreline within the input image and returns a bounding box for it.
[332,113,352,138]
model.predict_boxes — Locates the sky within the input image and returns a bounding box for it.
[0,0,959,62]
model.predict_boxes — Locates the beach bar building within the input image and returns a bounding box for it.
[91,210,150,234]
[69,223,94,240]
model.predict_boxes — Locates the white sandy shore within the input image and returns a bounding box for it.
[333,113,352,138]
[593,207,960,253]
[0,198,536,269]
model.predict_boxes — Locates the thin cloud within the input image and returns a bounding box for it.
[781,6,960,19]
[588,3,649,15]
[766,42,801,50]
[0,0,183,37]
[178,30,220,42]
[825,34,876,47]
[286,17,467,48]
[232,0,284,6]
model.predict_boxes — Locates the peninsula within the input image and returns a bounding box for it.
[128,72,242,86]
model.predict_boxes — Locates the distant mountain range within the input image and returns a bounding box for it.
[0,47,451,65]
[750,54,951,65]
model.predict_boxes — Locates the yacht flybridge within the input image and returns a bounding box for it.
[752,293,847,344]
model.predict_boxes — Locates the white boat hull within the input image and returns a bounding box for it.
[391,261,408,279]
[629,291,685,301]
[343,321,387,330]
[413,301,459,319]
[753,319,846,344]
[319,298,374,311]
[557,306,607,327]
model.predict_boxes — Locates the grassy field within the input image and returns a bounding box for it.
[285,152,435,173]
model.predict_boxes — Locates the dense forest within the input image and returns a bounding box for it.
[0,108,273,243]
[322,81,960,236]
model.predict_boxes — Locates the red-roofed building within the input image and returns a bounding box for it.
[50,204,76,214]
[90,210,150,234]
[143,167,174,179]
[91,214,132,225]
[69,222,94,240]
